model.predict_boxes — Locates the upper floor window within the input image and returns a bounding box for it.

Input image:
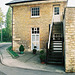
[54,7,59,15]
[31,7,40,17]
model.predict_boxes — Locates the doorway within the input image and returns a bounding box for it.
[31,28,40,50]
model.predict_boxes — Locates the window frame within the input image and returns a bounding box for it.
[54,7,59,15]
[31,7,40,18]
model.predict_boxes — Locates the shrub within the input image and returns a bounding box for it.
[39,54,46,62]
[39,50,46,63]
[19,45,24,52]
[7,46,19,58]
[40,50,44,54]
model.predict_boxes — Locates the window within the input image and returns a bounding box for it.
[54,7,59,15]
[32,28,39,34]
[31,7,40,17]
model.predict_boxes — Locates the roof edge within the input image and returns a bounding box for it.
[5,0,45,5]
[5,0,67,5]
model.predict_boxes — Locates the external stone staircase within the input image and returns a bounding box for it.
[46,22,64,64]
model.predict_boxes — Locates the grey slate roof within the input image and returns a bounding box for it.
[5,0,46,5]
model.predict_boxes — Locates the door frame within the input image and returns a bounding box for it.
[31,27,40,50]
[53,6,60,22]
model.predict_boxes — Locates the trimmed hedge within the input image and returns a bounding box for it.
[7,46,19,58]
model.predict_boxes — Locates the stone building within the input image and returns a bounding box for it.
[6,0,75,72]
[65,0,75,72]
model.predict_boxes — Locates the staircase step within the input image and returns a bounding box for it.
[52,44,62,46]
[48,55,62,58]
[53,42,62,44]
[53,46,62,47]
[50,47,62,49]
[53,41,62,42]
[48,52,62,55]
[47,61,63,64]
[53,47,62,49]
[52,47,62,48]
[48,58,62,61]
[51,44,62,46]
[51,43,62,46]
[53,50,62,52]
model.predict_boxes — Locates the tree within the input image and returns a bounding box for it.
[0,8,4,23]
[5,7,12,42]
[0,8,4,42]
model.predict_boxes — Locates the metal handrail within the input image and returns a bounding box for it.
[48,16,54,49]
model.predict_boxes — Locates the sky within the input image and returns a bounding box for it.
[67,0,75,7]
[0,0,11,15]
[0,0,11,28]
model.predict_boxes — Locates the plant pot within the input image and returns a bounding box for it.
[33,51,36,54]
[33,49,37,54]
[41,62,45,64]
[40,58,45,63]
[20,51,24,54]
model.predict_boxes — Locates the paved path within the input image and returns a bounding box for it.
[0,43,75,75]
[0,43,64,73]
[17,51,65,73]
[0,62,74,75]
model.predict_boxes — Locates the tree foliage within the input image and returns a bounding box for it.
[0,7,12,42]
[0,8,4,41]
[0,8,4,23]
[5,7,12,42]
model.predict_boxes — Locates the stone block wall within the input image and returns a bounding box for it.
[65,7,75,72]
[12,1,66,51]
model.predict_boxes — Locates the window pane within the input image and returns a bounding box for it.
[33,8,35,10]
[57,7,59,10]
[36,8,37,10]
[31,7,39,16]
[37,11,39,15]
[35,28,36,30]
[32,8,33,10]
[36,12,37,16]
[37,31,39,33]
[37,28,39,30]
[32,43,34,50]
[32,35,35,41]
[57,12,59,14]
[32,42,36,49]
[57,10,59,14]
[54,7,59,15]
[36,35,39,41]
[35,31,36,34]
[38,8,39,11]
[36,42,39,50]
[32,31,34,34]
[54,7,56,12]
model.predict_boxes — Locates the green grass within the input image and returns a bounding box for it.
[0,41,11,43]
[7,46,19,58]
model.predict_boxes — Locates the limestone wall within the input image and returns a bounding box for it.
[12,2,66,51]
[65,7,75,72]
